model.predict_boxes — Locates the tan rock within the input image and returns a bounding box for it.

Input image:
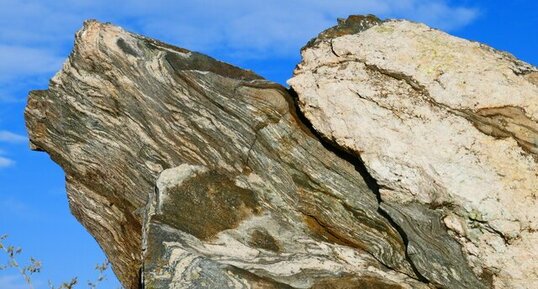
[290,15,538,289]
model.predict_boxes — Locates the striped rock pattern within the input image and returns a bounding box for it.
[25,20,428,289]
[25,16,536,289]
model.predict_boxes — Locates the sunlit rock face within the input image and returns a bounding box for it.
[25,15,536,289]
[290,15,538,289]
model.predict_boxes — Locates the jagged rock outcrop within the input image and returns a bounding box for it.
[289,15,538,289]
[25,16,537,289]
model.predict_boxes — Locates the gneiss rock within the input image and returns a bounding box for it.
[26,20,426,289]
[24,15,536,289]
[290,15,538,289]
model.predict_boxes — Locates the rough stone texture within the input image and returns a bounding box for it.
[25,16,538,289]
[26,20,432,289]
[289,16,538,289]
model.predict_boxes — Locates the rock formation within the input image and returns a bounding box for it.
[289,16,538,288]
[25,15,537,289]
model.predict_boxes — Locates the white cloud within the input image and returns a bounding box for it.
[0,130,25,168]
[0,198,48,228]
[0,45,64,82]
[0,274,46,289]
[0,131,27,144]
[0,198,43,220]
[0,0,479,101]
[0,156,14,168]
[0,275,27,289]
[130,0,479,57]
[410,2,478,31]
[0,95,19,103]
[0,0,479,57]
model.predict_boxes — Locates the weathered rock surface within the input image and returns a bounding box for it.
[25,20,424,289]
[289,15,538,289]
[25,15,537,289]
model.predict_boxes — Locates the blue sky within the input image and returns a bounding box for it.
[0,0,536,288]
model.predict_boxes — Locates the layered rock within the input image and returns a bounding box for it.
[25,16,537,289]
[25,20,423,289]
[289,15,538,289]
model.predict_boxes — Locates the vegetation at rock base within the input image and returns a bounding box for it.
[0,234,120,289]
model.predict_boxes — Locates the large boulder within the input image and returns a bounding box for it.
[25,15,537,289]
[289,15,538,289]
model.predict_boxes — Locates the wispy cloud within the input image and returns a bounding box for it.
[0,146,16,168]
[0,95,19,103]
[0,45,64,82]
[410,2,478,31]
[0,131,27,144]
[0,0,480,102]
[0,156,14,168]
[0,0,481,56]
[128,0,479,57]
[0,198,41,220]
[0,274,27,289]
[0,130,25,168]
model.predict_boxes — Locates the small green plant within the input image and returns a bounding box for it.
[0,234,118,289]
[48,278,78,289]
[0,234,41,289]
[87,261,109,289]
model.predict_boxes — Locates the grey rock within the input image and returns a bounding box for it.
[26,15,534,289]
[26,20,428,289]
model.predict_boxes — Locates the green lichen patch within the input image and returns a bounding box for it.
[311,275,405,289]
[304,15,383,49]
[247,229,281,252]
[156,170,262,240]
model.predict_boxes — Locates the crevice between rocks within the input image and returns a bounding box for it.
[139,267,144,289]
[286,87,431,285]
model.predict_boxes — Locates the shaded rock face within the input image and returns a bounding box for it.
[25,16,536,289]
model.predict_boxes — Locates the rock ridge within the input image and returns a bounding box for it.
[25,16,538,289]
